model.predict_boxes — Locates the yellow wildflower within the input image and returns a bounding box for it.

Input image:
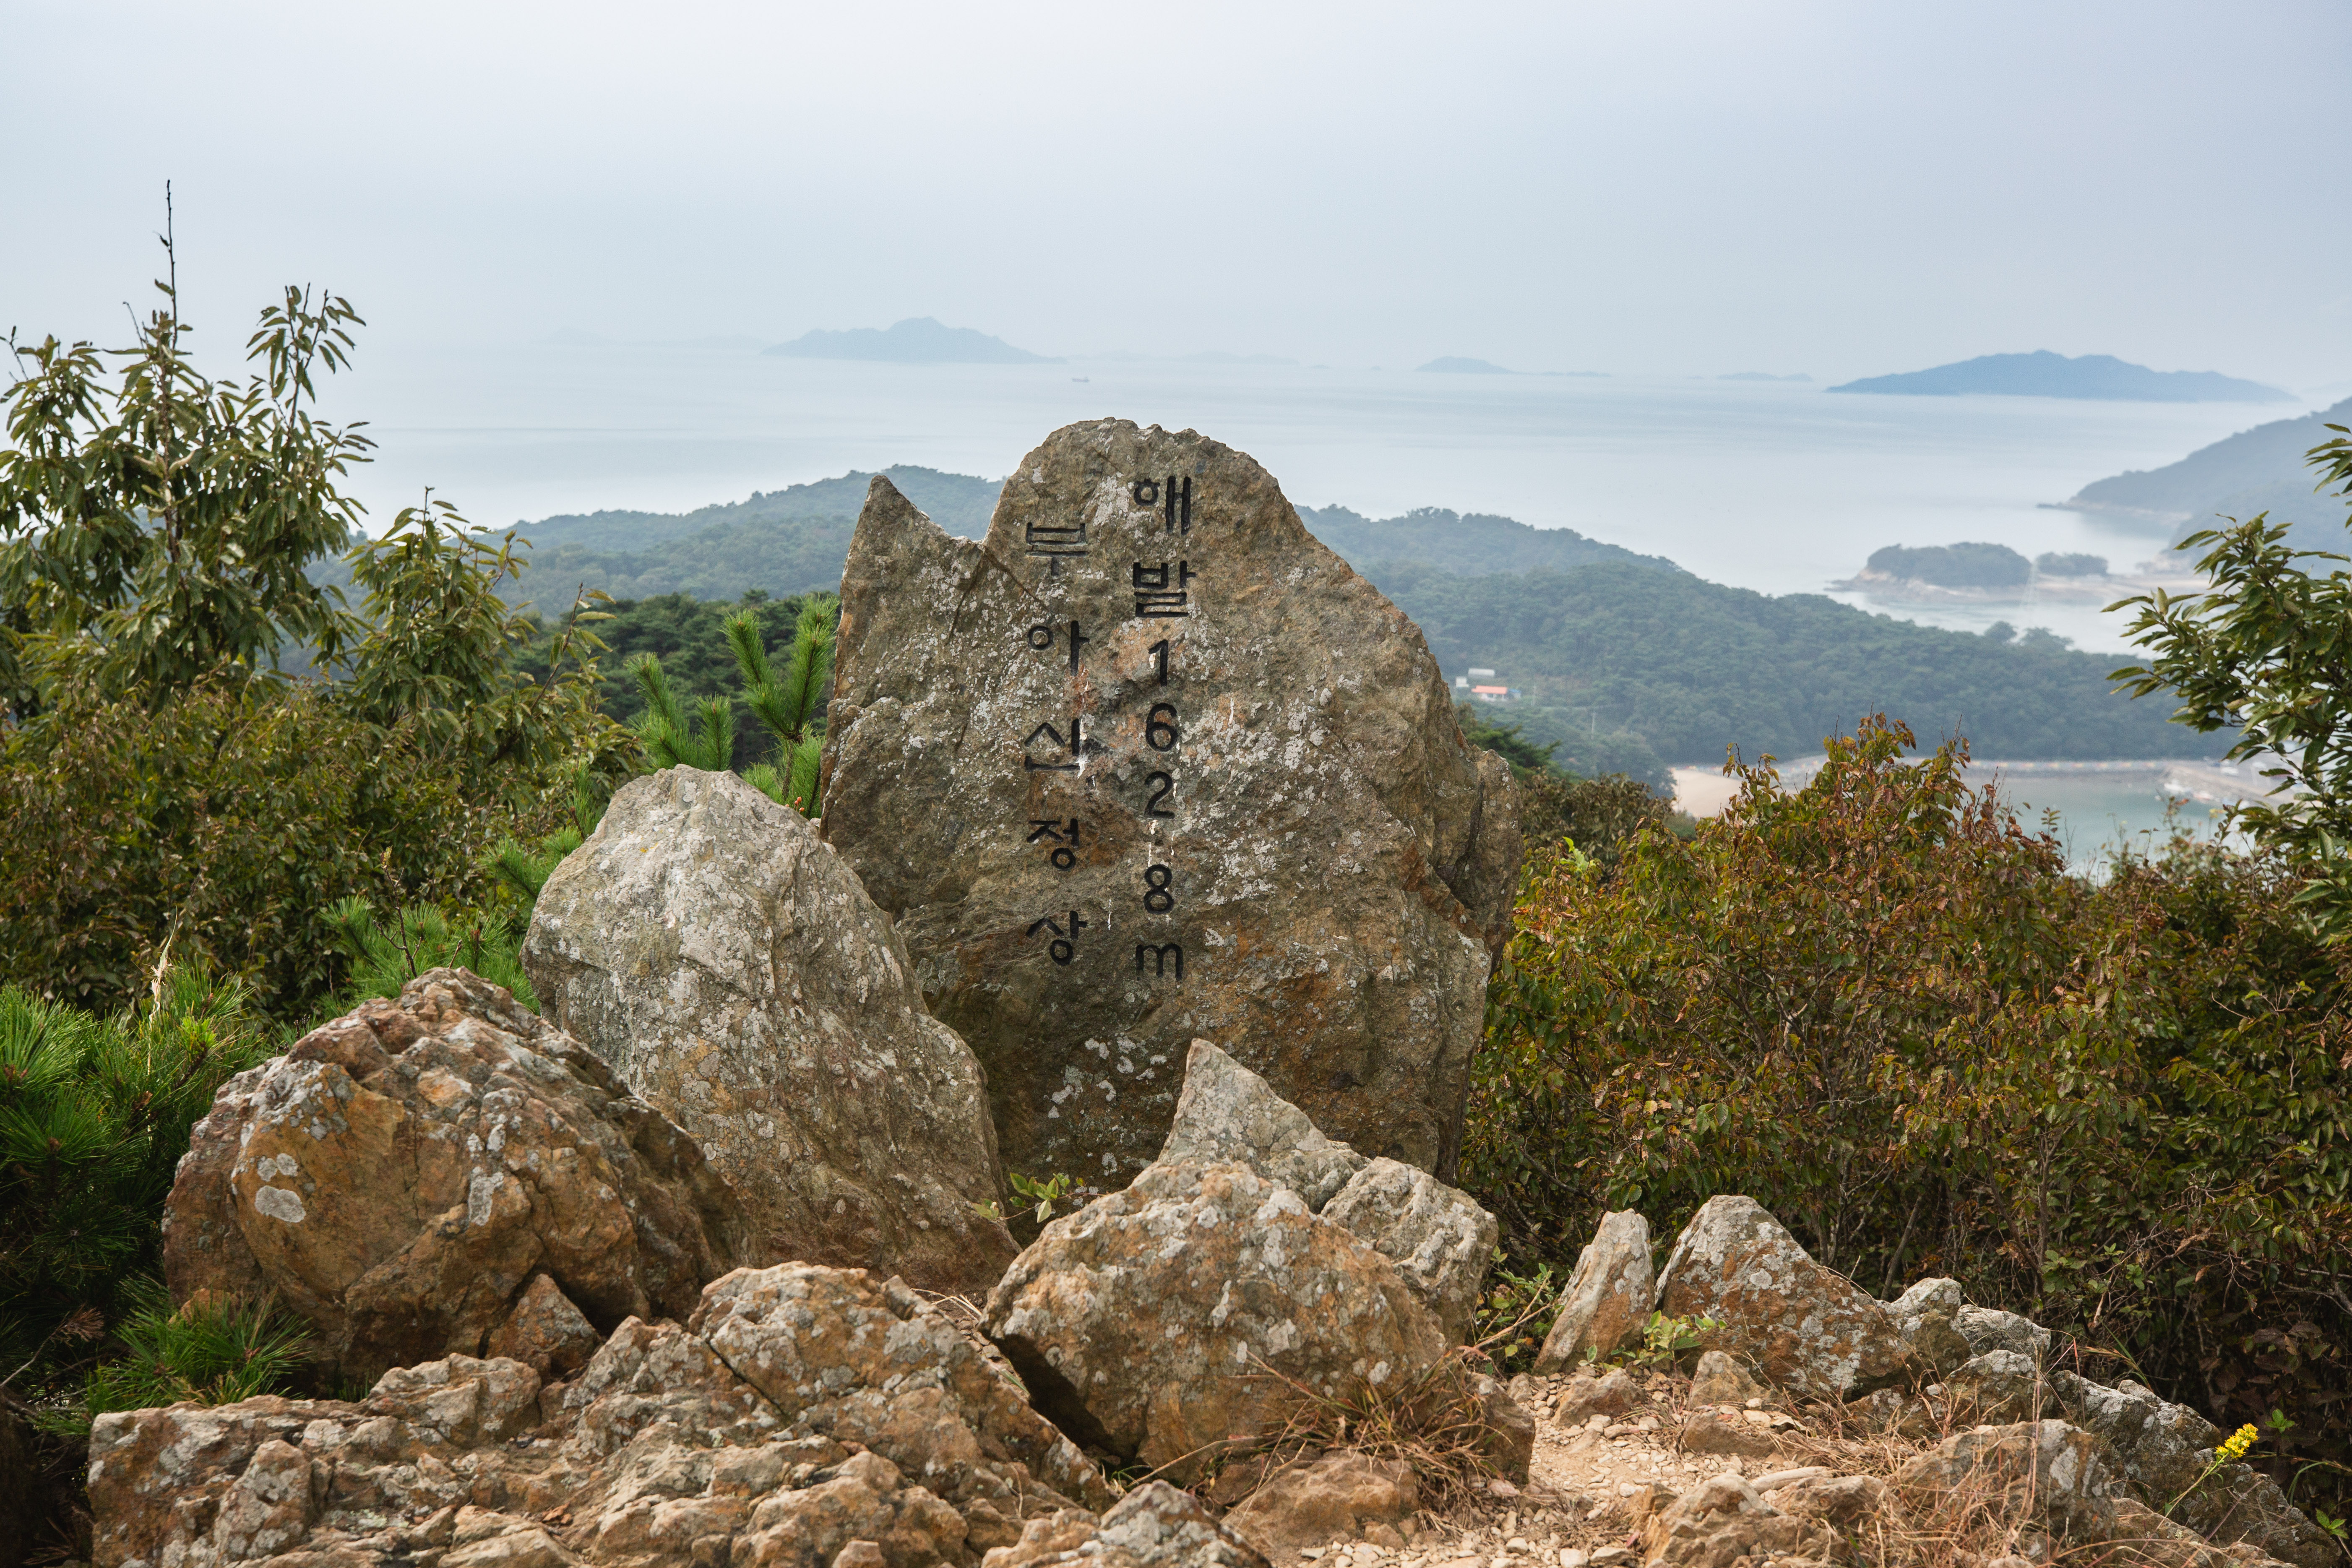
[2217,1424,2258,1464]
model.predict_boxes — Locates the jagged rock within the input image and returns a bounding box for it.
[1555,1367,1640,1425]
[160,969,749,1384]
[818,420,1521,1186]
[1638,1474,1840,1567]
[1883,1277,1974,1377]
[983,1482,1271,1568]
[2055,1373,2335,1568]
[1155,1039,1367,1209]
[1893,1420,2123,1542]
[484,1272,603,1377]
[1222,1452,1417,1560]
[1687,1350,1766,1408]
[523,766,1018,1296]
[1956,1304,2051,1361]
[1534,1210,1655,1373]
[1320,1156,1498,1344]
[1654,1196,1914,1401]
[982,1159,1447,1482]
[89,1263,1111,1568]
[1945,1349,2054,1424]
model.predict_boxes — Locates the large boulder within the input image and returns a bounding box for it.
[523,766,1018,1296]
[161,969,749,1384]
[1319,1157,1498,1344]
[89,1263,1112,1568]
[1533,1209,1654,1372]
[818,420,1521,1186]
[982,1160,1448,1482]
[1653,1195,1914,1401]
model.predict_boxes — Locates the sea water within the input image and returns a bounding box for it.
[328,337,2280,659]
[325,337,2289,858]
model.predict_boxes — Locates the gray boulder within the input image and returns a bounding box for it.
[1320,1156,1498,1344]
[2056,1373,2335,1567]
[1155,1039,1366,1208]
[1945,1349,2055,1424]
[818,420,1521,1187]
[1884,1276,1975,1376]
[1957,1303,2052,1361]
[1534,1209,1655,1372]
[1654,1196,1914,1400]
[523,767,1017,1297]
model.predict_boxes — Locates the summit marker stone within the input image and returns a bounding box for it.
[820,419,1520,1184]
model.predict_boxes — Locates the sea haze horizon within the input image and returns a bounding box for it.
[320,338,2284,657]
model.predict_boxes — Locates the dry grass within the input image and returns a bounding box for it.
[1210,1347,1525,1510]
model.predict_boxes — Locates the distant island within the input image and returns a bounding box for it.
[1719,371,1812,383]
[1829,350,2292,403]
[1419,356,1514,374]
[2060,395,2352,547]
[766,317,1056,365]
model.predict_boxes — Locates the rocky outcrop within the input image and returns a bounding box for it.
[523,766,1018,1297]
[1893,1420,2125,1544]
[161,969,749,1384]
[2055,1373,2335,1567]
[89,1263,1111,1568]
[985,1483,1271,1568]
[1156,1040,1367,1209]
[1320,1157,1497,1345]
[1653,1196,1913,1401]
[1883,1276,1973,1377]
[1533,1210,1654,1373]
[1956,1302,2051,1361]
[983,1160,1448,1483]
[818,420,1521,1186]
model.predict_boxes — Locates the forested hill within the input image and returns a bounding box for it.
[1370,560,2213,783]
[487,479,1671,607]
[2063,396,2352,547]
[1295,505,1675,576]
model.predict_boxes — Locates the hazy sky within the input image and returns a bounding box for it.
[6,0,2350,388]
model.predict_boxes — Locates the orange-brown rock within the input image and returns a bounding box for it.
[161,969,750,1383]
[983,1160,1448,1483]
[89,1263,1111,1568]
[819,420,1521,1185]
[1654,1195,1913,1401]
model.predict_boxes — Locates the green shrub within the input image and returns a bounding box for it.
[0,970,275,1389]
[323,899,536,1011]
[41,1281,314,1436]
[1466,714,2352,1514]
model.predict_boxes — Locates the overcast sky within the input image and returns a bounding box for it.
[6,0,2349,388]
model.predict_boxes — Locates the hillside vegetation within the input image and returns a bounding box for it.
[2065,396,2352,547]
[1370,559,2211,781]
